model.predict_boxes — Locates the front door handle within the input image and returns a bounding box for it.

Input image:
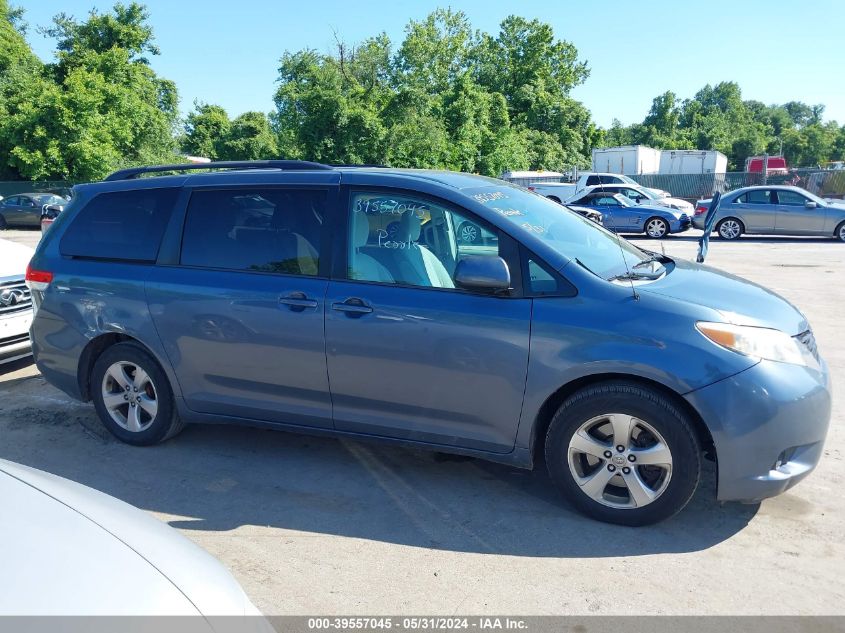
[279,291,318,312]
[332,297,373,316]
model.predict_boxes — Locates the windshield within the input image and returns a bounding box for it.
[467,185,650,280]
[618,175,638,185]
[35,194,64,205]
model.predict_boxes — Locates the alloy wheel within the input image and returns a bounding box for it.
[460,224,478,243]
[719,219,741,239]
[567,413,673,509]
[101,361,159,432]
[646,219,668,238]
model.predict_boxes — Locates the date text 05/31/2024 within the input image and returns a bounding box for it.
[307,618,528,630]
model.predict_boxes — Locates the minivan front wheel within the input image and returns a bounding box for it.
[91,342,184,445]
[545,382,701,526]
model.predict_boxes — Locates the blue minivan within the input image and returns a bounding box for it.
[27,161,831,525]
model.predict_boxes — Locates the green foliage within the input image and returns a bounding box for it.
[604,81,845,169]
[0,2,179,181]
[270,11,592,174]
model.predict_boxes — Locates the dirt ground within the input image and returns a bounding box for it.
[1,227,843,615]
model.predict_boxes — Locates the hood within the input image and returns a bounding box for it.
[0,460,257,618]
[662,197,693,211]
[639,258,809,335]
[0,238,34,278]
[636,203,683,219]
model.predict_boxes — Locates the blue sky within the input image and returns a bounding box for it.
[19,0,845,128]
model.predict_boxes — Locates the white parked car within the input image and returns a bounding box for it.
[1,237,34,363]
[568,184,694,214]
[0,458,266,620]
[526,182,578,202]
[575,173,671,198]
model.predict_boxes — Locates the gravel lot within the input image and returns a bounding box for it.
[1,227,843,615]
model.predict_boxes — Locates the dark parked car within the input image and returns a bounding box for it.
[27,161,830,526]
[0,193,66,229]
[694,186,845,241]
[567,192,690,238]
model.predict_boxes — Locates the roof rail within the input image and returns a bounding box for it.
[103,160,333,182]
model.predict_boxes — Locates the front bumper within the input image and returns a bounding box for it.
[684,358,831,502]
[0,310,33,364]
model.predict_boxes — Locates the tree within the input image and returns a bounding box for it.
[219,111,278,161]
[1,2,179,181]
[183,103,230,160]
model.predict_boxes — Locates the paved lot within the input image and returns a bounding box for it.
[1,227,843,615]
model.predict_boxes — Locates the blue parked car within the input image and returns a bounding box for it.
[566,191,691,238]
[27,161,830,526]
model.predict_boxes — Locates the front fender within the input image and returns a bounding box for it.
[514,290,758,449]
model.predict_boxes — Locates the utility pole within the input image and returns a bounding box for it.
[762,153,769,186]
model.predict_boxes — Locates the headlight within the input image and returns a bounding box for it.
[696,322,814,366]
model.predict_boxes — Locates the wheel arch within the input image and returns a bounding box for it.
[77,333,171,402]
[529,373,716,467]
[644,215,670,235]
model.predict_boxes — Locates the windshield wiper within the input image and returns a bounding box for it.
[608,257,666,282]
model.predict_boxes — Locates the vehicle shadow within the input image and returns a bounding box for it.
[0,396,758,558]
[0,356,35,379]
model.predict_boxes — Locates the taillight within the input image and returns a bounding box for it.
[527,186,536,191]
[695,206,708,215]
[25,264,53,291]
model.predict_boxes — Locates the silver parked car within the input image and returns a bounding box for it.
[0,459,264,619]
[694,185,845,241]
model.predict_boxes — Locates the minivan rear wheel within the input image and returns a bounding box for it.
[91,342,184,445]
[545,382,701,526]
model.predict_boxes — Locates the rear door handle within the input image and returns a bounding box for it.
[332,297,373,316]
[279,292,318,312]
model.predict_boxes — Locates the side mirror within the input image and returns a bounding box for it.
[454,256,511,292]
[805,201,817,209]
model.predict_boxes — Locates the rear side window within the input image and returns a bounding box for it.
[60,188,178,262]
[180,188,327,275]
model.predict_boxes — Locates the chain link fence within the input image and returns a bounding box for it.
[502,169,845,203]
[0,181,73,199]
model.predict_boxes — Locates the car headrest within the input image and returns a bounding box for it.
[353,213,371,248]
[394,211,421,242]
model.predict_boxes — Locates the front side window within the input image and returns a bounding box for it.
[777,190,808,206]
[348,192,499,289]
[60,188,179,262]
[180,188,326,275]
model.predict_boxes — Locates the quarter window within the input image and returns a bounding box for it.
[60,188,179,262]
[180,188,326,275]
[348,192,499,289]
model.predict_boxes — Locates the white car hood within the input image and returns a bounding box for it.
[0,238,34,278]
[0,460,256,617]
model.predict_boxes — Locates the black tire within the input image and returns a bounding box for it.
[547,196,561,204]
[716,217,744,240]
[544,381,701,526]
[0,214,7,230]
[835,220,845,243]
[90,342,184,446]
[644,217,670,239]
